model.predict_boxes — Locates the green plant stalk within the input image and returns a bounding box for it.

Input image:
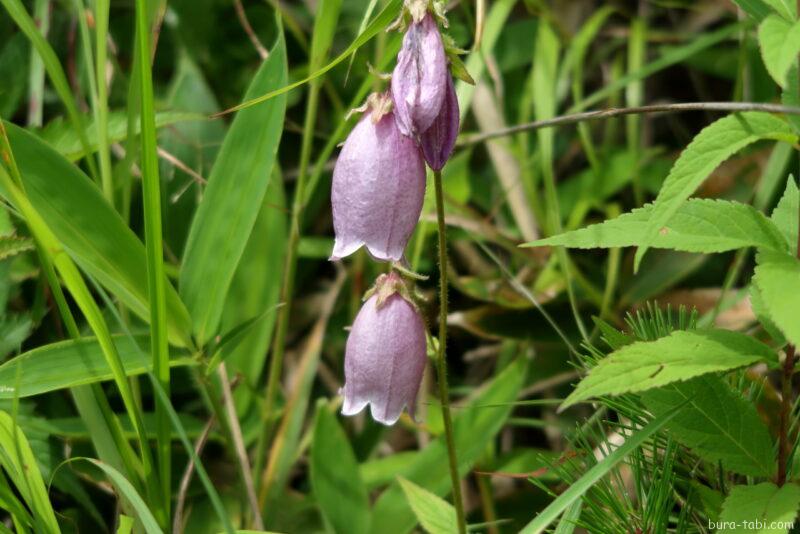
[255,76,322,501]
[94,0,114,204]
[72,0,113,203]
[134,0,171,520]
[26,0,48,127]
[432,169,466,534]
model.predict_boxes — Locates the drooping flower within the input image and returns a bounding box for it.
[341,273,427,425]
[391,12,448,138]
[419,74,459,171]
[330,94,426,262]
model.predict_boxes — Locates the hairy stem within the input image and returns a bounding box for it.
[433,169,466,534]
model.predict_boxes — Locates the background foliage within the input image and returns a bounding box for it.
[1,0,800,532]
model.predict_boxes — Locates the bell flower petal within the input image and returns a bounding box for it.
[331,108,426,262]
[341,277,427,425]
[420,75,459,171]
[391,13,448,137]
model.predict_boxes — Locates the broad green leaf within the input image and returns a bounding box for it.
[43,412,207,439]
[369,357,527,534]
[634,112,797,269]
[520,405,682,534]
[758,15,800,87]
[0,411,60,534]
[79,458,163,534]
[561,329,776,409]
[771,177,799,254]
[764,0,797,20]
[180,34,287,343]
[525,199,787,254]
[2,121,193,347]
[718,483,800,533]
[733,0,775,21]
[641,375,775,477]
[0,336,193,399]
[219,176,287,413]
[398,478,457,534]
[41,110,202,161]
[310,406,370,534]
[753,250,800,346]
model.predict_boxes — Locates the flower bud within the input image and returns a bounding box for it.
[420,75,459,171]
[331,98,426,262]
[341,273,427,425]
[391,13,448,137]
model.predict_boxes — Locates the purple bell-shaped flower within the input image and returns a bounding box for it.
[391,12,448,138]
[341,273,428,425]
[419,74,459,171]
[330,94,426,262]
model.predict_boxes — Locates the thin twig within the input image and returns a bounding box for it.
[458,102,800,146]
[218,362,264,529]
[173,417,216,533]
[234,0,269,60]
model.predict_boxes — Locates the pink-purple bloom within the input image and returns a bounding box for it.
[341,273,427,425]
[330,98,426,262]
[420,75,459,171]
[391,13,449,138]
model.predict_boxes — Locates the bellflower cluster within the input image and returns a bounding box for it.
[330,1,462,424]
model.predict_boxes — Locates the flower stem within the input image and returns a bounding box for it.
[432,169,467,534]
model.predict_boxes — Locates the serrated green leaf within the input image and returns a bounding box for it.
[179,34,287,344]
[750,284,786,344]
[398,478,457,534]
[310,406,370,534]
[562,329,776,409]
[634,112,797,269]
[718,483,800,533]
[753,250,800,346]
[758,15,800,86]
[641,376,775,477]
[0,336,193,399]
[0,236,33,260]
[524,199,787,253]
[764,0,797,20]
[771,177,799,254]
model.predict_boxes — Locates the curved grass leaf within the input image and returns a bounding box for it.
[179,34,287,344]
[718,483,800,533]
[525,199,788,253]
[369,357,528,534]
[214,0,400,115]
[758,15,800,87]
[75,458,162,534]
[633,112,797,269]
[641,375,775,477]
[0,336,194,399]
[310,405,370,534]
[0,411,60,533]
[2,121,193,347]
[753,250,800,346]
[561,329,777,410]
[519,405,683,534]
[398,477,457,534]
